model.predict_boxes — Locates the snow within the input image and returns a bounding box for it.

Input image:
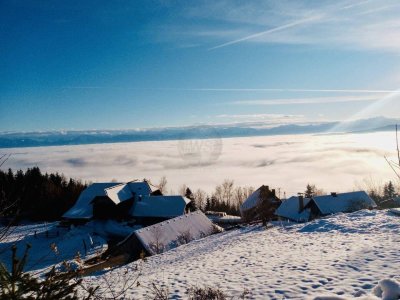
[389,208,400,216]
[275,192,377,222]
[313,191,377,215]
[0,222,107,274]
[63,182,121,219]
[130,195,190,218]
[82,209,400,299]
[206,214,242,224]
[87,220,137,240]
[239,187,262,213]
[275,196,312,222]
[105,183,134,204]
[134,211,216,255]
[372,279,400,300]
[106,181,153,204]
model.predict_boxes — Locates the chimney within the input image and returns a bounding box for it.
[298,195,304,212]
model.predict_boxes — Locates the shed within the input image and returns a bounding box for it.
[106,211,218,261]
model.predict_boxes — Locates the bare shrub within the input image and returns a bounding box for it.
[187,286,227,300]
[158,176,168,195]
[384,124,400,180]
[147,282,169,300]
[149,227,164,254]
[177,230,192,245]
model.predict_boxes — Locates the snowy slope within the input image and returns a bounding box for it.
[0,222,107,274]
[83,210,400,299]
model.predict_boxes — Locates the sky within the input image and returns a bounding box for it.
[1,0,400,132]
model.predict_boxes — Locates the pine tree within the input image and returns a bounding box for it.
[305,184,315,198]
[383,181,396,200]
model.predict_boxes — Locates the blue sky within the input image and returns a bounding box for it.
[1,0,400,132]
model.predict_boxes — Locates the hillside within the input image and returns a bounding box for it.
[82,209,400,299]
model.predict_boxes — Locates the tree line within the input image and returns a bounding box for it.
[0,167,86,221]
[158,177,255,216]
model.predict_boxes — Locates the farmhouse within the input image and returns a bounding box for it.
[62,182,122,223]
[240,185,281,222]
[62,180,191,225]
[275,191,377,222]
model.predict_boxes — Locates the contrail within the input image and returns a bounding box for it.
[160,88,400,94]
[64,86,400,94]
[231,95,380,106]
[208,16,321,50]
[208,0,372,50]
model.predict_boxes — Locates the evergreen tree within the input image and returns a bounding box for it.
[383,181,396,200]
[305,184,315,198]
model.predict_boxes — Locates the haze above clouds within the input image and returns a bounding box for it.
[3,132,398,197]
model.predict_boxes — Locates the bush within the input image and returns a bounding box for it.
[187,286,228,300]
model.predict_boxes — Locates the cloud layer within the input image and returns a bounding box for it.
[1,132,398,197]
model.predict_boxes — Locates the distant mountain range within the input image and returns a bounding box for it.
[0,116,398,148]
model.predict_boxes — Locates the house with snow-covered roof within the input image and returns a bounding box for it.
[275,191,377,222]
[62,182,122,223]
[240,185,281,222]
[275,195,312,222]
[62,180,191,225]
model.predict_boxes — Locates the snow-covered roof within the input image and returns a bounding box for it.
[134,211,216,255]
[240,186,279,214]
[275,196,312,222]
[63,182,121,219]
[312,191,377,215]
[275,191,376,222]
[105,181,151,204]
[240,188,261,213]
[130,195,190,218]
[127,181,152,198]
[105,183,133,204]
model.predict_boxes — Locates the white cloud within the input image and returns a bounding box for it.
[3,132,397,197]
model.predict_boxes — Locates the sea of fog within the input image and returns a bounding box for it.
[1,132,398,197]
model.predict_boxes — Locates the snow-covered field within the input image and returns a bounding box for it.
[1,210,399,299]
[0,222,107,274]
[81,210,400,299]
